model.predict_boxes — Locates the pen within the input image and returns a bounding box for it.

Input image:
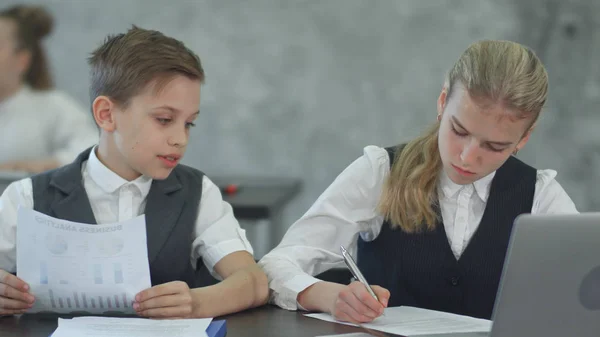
[340,245,379,301]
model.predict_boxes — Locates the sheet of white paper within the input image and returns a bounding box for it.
[52,317,211,337]
[316,332,373,337]
[16,207,152,314]
[305,306,492,336]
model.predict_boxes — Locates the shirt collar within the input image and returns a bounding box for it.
[439,169,496,202]
[85,146,153,196]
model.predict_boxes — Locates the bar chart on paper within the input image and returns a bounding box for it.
[32,260,137,314]
[47,289,132,310]
[92,263,125,284]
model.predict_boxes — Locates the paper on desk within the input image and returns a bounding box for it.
[306,306,491,336]
[16,207,152,314]
[316,332,373,337]
[52,317,212,337]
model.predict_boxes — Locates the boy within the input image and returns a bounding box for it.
[0,26,268,318]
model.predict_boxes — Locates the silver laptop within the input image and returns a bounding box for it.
[416,213,600,337]
[489,213,600,337]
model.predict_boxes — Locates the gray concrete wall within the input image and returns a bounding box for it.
[3,0,598,256]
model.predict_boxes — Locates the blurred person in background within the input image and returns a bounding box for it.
[0,4,97,173]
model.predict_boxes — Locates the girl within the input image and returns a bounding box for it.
[0,5,97,173]
[259,40,578,322]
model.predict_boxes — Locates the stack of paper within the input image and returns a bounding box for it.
[306,306,492,336]
[51,317,212,337]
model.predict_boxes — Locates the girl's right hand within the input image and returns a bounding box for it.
[330,281,390,323]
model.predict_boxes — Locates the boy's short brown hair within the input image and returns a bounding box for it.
[88,25,205,108]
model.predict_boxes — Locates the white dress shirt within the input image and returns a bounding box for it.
[0,86,98,165]
[258,145,579,310]
[0,147,253,278]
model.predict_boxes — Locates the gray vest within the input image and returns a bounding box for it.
[30,147,217,288]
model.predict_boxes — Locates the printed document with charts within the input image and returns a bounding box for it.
[16,207,152,314]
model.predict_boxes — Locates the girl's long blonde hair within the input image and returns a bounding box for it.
[378,40,548,233]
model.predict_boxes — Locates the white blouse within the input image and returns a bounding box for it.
[0,86,98,165]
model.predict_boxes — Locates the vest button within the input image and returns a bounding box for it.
[451,277,459,286]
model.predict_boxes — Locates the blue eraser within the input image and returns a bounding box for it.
[206,319,227,337]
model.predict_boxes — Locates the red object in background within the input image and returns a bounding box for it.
[221,184,239,195]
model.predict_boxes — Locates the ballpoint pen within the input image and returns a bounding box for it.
[340,245,379,301]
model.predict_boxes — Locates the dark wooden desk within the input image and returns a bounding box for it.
[212,176,302,256]
[212,176,301,221]
[0,305,399,337]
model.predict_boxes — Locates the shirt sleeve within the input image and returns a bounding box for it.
[191,176,254,279]
[258,145,390,310]
[532,169,579,214]
[0,178,34,272]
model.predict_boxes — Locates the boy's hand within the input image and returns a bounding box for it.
[134,281,193,319]
[0,269,35,315]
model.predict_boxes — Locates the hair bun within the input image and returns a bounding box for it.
[18,5,53,39]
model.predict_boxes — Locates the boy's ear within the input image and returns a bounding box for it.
[92,96,117,132]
